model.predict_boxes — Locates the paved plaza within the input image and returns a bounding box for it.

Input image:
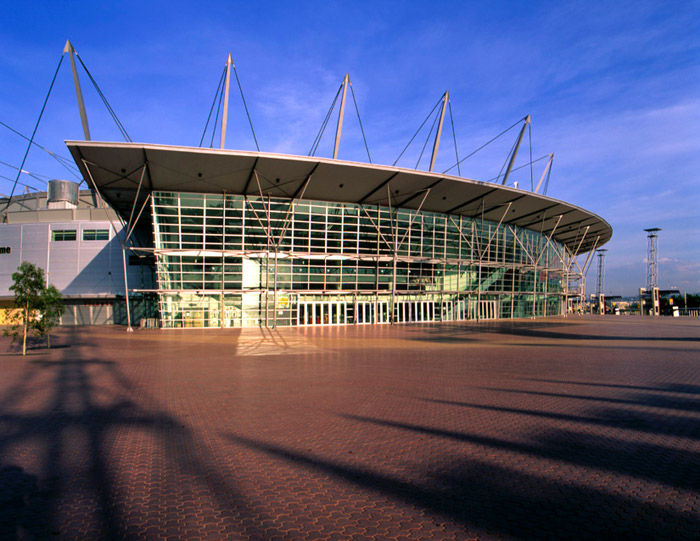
[0,316,699,539]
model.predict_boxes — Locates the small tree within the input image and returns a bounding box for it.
[5,262,45,355]
[34,284,65,349]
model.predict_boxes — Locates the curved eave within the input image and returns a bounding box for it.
[66,141,612,254]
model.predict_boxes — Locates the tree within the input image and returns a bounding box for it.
[4,262,64,355]
[34,284,65,349]
[4,262,45,355]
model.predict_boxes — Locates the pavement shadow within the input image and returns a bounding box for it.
[221,370,700,539]
[226,430,700,539]
[0,334,70,355]
[404,319,700,343]
[528,379,700,395]
[491,325,700,342]
[341,413,700,491]
[482,387,700,413]
[422,397,700,439]
[0,465,51,540]
[0,328,281,538]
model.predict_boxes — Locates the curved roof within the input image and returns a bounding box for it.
[67,141,611,253]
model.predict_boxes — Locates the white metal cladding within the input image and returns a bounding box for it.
[66,142,612,254]
[0,221,151,297]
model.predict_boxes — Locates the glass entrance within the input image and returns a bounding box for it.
[297,301,348,326]
[441,301,454,321]
[356,301,374,324]
[464,299,499,320]
[376,300,390,323]
[393,301,436,323]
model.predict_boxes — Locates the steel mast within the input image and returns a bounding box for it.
[333,73,350,160]
[220,53,233,149]
[501,115,530,186]
[429,91,449,172]
[63,40,91,140]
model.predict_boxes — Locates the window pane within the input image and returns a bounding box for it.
[52,230,76,241]
[82,229,109,241]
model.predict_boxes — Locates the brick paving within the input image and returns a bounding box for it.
[0,315,699,539]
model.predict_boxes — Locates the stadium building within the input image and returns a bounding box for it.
[2,48,611,328]
[63,140,611,328]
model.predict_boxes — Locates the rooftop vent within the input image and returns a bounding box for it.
[47,180,79,209]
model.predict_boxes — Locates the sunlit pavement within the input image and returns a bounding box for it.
[1,315,699,539]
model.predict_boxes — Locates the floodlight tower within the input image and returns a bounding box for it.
[644,228,661,290]
[642,228,662,316]
[595,249,607,314]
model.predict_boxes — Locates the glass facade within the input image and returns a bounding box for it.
[152,191,567,328]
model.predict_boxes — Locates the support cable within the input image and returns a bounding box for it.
[442,116,526,174]
[310,84,342,157]
[543,160,553,196]
[200,67,226,147]
[3,53,64,210]
[0,120,81,179]
[75,53,131,142]
[209,87,225,149]
[0,173,42,192]
[415,105,441,169]
[233,65,260,151]
[448,99,460,177]
[0,179,38,212]
[393,96,442,167]
[483,154,550,183]
[349,82,372,163]
[309,84,342,157]
[0,160,50,183]
[496,134,519,184]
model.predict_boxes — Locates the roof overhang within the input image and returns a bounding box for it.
[66,141,612,254]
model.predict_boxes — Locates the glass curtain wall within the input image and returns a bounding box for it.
[151,191,567,328]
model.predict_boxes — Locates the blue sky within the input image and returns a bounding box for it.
[1,0,698,295]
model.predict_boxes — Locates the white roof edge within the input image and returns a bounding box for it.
[65,140,597,212]
[65,141,612,249]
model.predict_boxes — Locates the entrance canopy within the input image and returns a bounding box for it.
[67,141,611,254]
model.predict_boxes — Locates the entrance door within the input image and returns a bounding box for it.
[415,301,435,322]
[463,299,499,320]
[441,301,454,321]
[376,300,390,324]
[297,301,349,326]
[356,301,374,324]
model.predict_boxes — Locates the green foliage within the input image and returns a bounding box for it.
[34,284,65,349]
[9,261,45,308]
[3,261,63,355]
